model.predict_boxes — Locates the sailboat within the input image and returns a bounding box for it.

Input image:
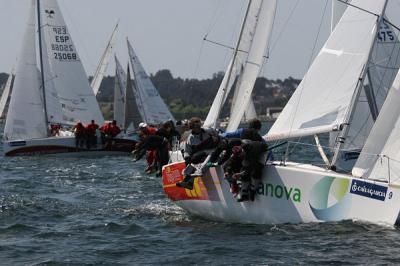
[0,22,118,122]
[114,55,142,132]
[0,69,14,120]
[162,0,400,225]
[127,39,175,126]
[3,0,136,156]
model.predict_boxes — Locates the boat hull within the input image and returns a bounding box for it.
[3,136,136,156]
[162,161,400,225]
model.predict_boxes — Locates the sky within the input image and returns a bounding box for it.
[1,0,400,80]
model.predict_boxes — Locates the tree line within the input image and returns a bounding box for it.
[0,70,300,120]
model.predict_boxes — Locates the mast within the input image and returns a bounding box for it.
[36,0,49,130]
[331,1,388,167]
[213,0,253,128]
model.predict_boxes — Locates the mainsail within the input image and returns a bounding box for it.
[127,39,175,125]
[40,0,104,125]
[0,70,14,118]
[226,0,276,131]
[204,0,277,130]
[92,22,118,96]
[114,56,126,128]
[266,0,387,141]
[4,0,47,141]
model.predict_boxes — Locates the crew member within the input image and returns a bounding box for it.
[85,120,99,149]
[73,121,86,149]
[176,117,219,190]
[221,118,263,141]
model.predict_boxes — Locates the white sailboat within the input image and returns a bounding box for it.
[3,0,136,156]
[127,39,175,126]
[162,0,400,225]
[0,69,15,119]
[114,55,142,131]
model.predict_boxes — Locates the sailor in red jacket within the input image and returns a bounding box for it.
[85,120,99,148]
[110,120,122,137]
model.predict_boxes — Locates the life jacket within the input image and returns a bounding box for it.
[74,123,85,136]
[100,123,112,134]
[86,123,99,135]
[110,125,121,137]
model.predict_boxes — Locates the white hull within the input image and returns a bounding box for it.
[162,161,400,225]
[3,136,136,156]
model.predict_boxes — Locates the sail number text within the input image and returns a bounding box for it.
[51,26,78,61]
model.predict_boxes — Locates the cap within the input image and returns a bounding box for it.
[139,122,148,129]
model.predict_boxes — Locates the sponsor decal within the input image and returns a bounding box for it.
[350,179,387,201]
[257,183,301,203]
[9,141,26,147]
[309,176,351,221]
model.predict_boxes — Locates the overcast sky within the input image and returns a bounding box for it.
[1,0,400,80]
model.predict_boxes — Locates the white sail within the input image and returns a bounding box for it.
[226,0,277,131]
[92,22,118,96]
[203,59,238,128]
[0,70,14,118]
[40,0,104,125]
[338,18,400,150]
[127,39,175,125]
[204,0,270,129]
[266,0,387,141]
[244,98,257,122]
[331,0,347,32]
[352,69,400,181]
[114,56,126,128]
[125,64,142,130]
[4,0,47,141]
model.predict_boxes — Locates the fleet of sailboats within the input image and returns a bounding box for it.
[4,0,400,226]
[2,0,135,156]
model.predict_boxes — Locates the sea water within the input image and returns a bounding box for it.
[1,123,400,265]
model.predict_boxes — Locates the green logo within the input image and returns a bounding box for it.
[309,176,351,221]
[257,183,301,202]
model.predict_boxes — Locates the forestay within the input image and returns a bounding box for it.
[40,0,104,125]
[92,23,118,95]
[227,0,277,131]
[0,70,14,118]
[127,39,175,125]
[4,0,47,141]
[266,0,387,141]
[114,56,126,128]
[352,69,400,182]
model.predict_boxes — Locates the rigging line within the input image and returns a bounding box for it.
[203,37,269,60]
[288,0,329,155]
[269,0,300,53]
[383,18,400,36]
[337,0,379,18]
[203,0,224,38]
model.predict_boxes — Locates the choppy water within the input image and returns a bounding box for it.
[1,125,400,265]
